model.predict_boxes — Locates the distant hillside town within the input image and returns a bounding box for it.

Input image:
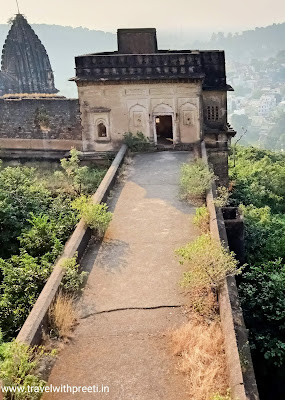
[227,51,285,150]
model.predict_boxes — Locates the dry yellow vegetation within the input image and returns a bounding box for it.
[171,317,229,400]
[48,292,78,342]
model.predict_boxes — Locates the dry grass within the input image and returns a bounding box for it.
[124,156,134,165]
[48,292,78,342]
[171,317,229,400]
[187,288,219,320]
[117,166,129,183]
[117,158,133,183]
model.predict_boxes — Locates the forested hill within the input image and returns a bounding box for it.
[193,22,285,61]
[0,22,284,97]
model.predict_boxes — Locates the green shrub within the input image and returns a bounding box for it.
[0,334,46,400]
[0,166,51,258]
[0,252,86,340]
[123,132,151,152]
[176,234,241,293]
[61,255,88,294]
[240,204,285,264]
[72,196,112,238]
[210,391,231,400]
[18,214,63,259]
[0,252,53,340]
[214,186,231,208]
[239,259,285,366]
[229,145,285,213]
[180,160,215,204]
[60,148,106,195]
[0,158,103,342]
[193,206,210,233]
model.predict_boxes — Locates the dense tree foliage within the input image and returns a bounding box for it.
[0,165,51,258]
[239,260,285,367]
[230,146,285,213]
[0,153,106,340]
[229,145,285,372]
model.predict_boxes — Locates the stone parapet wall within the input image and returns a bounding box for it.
[0,98,82,141]
[201,141,259,400]
[74,51,228,90]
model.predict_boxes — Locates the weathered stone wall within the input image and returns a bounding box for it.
[0,98,81,141]
[78,81,202,151]
[202,142,259,400]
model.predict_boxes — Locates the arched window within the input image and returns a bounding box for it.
[97,122,107,137]
[207,105,220,122]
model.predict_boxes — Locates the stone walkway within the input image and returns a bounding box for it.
[44,152,199,400]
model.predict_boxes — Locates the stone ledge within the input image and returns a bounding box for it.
[16,144,128,346]
[0,138,82,151]
[201,141,259,400]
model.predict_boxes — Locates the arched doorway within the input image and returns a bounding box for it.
[153,103,175,145]
[155,115,173,144]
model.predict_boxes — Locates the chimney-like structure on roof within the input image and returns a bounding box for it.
[117,28,158,54]
[0,14,58,96]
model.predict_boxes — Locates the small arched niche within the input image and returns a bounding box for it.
[97,122,107,137]
[94,117,109,141]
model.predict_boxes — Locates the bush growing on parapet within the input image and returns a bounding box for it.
[72,196,113,238]
[59,148,106,195]
[61,255,87,294]
[123,132,151,152]
[193,206,210,233]
[180,160,215,205]
[213,186,231,208]
[176,234,241,293]
[0,333,47,400]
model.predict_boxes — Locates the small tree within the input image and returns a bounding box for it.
[123,132,151,152]
[60,148,88,194]
[59,148,106,195]
[176,234,241,293]
[72,196,113,238]
[180,160,216,204]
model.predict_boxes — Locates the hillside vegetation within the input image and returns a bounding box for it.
[229,146,285,400]
[195,22,285,60]
[0,152,107,340]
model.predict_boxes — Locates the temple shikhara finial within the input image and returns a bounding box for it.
[16,0,20,14]
[0,14,58,96]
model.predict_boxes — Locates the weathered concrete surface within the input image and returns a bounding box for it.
[44,152,199,399]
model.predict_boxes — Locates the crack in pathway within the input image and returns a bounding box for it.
[81,304,183,319]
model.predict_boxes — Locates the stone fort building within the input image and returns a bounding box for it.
[0,23,234,179]
[72,28,235,171]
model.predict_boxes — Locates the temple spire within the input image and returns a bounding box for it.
[16,0,20,14]
[0,14,58,95]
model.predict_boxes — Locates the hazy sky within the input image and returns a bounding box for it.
[1,0,285,32]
